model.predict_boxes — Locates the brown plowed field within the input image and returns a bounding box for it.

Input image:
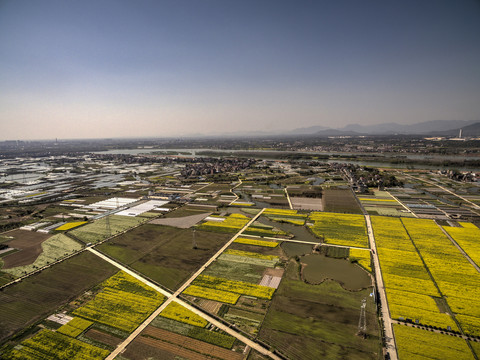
[85,328,122,347]
[2,230,51,269]
[131,336,212,360]
[142,326,243,360]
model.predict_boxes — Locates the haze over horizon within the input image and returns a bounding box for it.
[1,0,480,141]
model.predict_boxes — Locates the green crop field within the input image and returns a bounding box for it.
[97,224,231,290]
[70,215,147,243]
[0,251,117,342]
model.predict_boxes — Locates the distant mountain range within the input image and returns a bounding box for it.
[289,120,480,136]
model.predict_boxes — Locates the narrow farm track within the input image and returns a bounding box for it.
[228,178,242,205]
[386,190,418,218]
[240,233,369,250]
[284,188,293,209]
[365,215,398,360]
[91,208,283,360]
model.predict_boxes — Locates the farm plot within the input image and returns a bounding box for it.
[263,208,307,219]
[233,237,278,247]
[70,215,147,243]
[348,248,372,272]
[223,307,264,331]
[57,317,93,337]
[7,329,109,360]
[290,197,323,211]
[151,317,236,349]
[2,234,82,277]
[394,325,475,360]
[128,326,244,360]
[0,251,117,342]
[371,216,458,330]
[55,221,88,231]
[243,221,289,237]
[0,229,51,269]
[443,222,480,267]
[196,213,250,233]
[97,224,231,290]
[202,259,265,283]
[159,302,208,327]
[183,284,240,304]
[191,275,275,299]
[73,271,165,332]
[358,190,412,217]
[322,188,363,214]
[402,218,480,336]
[149,212,211,228]
[218,253,278,267]
[259,260,379,360]
[309,212,368,248]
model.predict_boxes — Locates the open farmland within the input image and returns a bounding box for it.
[159,302,208,327]
[7,329,109,360]
[151,317,236,349]
[443,222,480,267]
[322,188,362,214]
[358,190,414,217]
[197,213,250,233]
[192,274,275,299]
[123,326,244,360]
[73,271,165,332]
[402,218,480,336]
[55,221,88,231]
[149,212,211,228]
[309,211,369,248]
[70,215,148,243]
[2,234,82,277]
[0,229,51,269]
[394,325,475,360]
[0,251,117,342]
[371,216,458,330]
[97,224,231,290]
[259,260,379,360]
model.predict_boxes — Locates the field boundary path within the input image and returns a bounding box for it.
[365,215,398,360]
[228,178,242,205]
[386,190,418,218]
[90,208,283,360]
[284,188,293,209]
[241,233,369,249]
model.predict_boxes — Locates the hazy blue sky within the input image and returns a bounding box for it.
[1,0,480,140]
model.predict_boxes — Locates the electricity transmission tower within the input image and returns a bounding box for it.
[192,229,197,249]
[357,298,367,337]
